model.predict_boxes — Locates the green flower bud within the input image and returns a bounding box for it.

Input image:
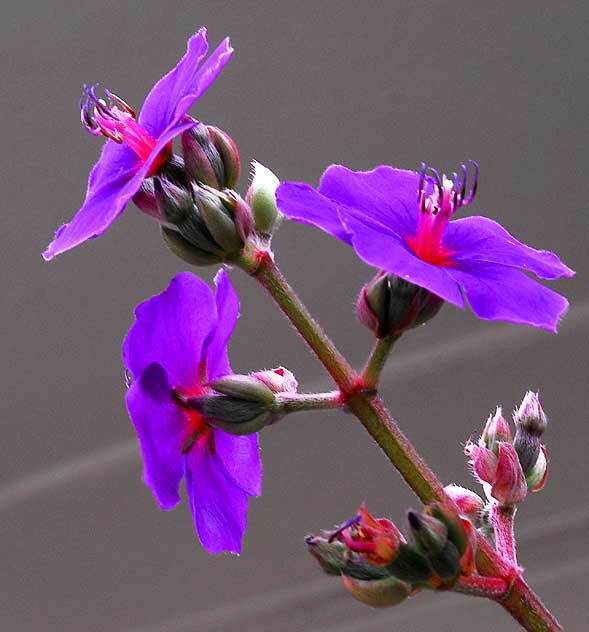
[342,575,411,608]
[161,227,223,266]
[246,161,282,236]
[209,374,276,406]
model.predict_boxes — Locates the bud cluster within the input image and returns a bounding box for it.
[306,502,477,608]
[465,392,548,506]
[131,122,282,265]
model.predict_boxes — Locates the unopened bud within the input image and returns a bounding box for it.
[526,445,548,492]
[195,185,243,254]
[209,374,276,406]
[133,179,160,220]
[357,272,443,339]
[407,511,461,583]
[443,485,484,521]
[185,394,273,435]
[249,367,298,394]
[246,161,282,236]
[482,407,512,452]
[305,535,347,575]
[513,391,547,476]
[181,123,240,189]
[341,575,411,608]
[161,227,223,266]
[490,442,528,504]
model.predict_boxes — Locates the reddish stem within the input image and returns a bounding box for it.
[491,503,519,567]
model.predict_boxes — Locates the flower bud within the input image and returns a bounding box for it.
[356,271,443,338]
[407,511,461,583]
[305,535,347,575]
[490,442,528,504]
[161,227,223,266]
[246,161,282,236]
[249,367,298,394]
[482,407,512,452]
[526,445,548,492]
[184,394,273,435]
[209,374,276,406]
[443,485,485,521]
[194,185,244,254]
[133,179,160,219]
[341,575,411,608]
[513,391,547,477]
[181,123,240,189]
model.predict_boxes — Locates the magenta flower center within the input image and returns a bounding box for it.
[80,84,170,173]
[406,161,478,266]
[173,373,215,456]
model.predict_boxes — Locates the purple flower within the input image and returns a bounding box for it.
[276,162,574,331]
[43,28,233,261]
[122,270,261,554]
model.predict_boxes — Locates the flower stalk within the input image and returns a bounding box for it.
[490,503,519,567]
[236,246,563,632]
[276,390,342,413]
[362,336,399,390]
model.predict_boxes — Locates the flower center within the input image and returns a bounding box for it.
[173,380,214,455]
[406,161,478,266]
[80,84,170,174]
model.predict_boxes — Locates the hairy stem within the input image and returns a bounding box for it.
[490,503,519,567]
[235,247,563,632]
[453,575,509,599]
[362,335,399,390]
[277,390,342,413]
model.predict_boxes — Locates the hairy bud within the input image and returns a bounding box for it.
[246,161,282,236]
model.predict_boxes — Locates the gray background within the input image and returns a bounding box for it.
[2,1,588,630]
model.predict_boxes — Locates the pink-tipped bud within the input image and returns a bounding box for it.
[444,484,485,520]
[250,366,298,394]
[513,391,548,478]
[527,445,549,492]
[465,440,498,486]
[482,407,512,452]
[490,443,528,504]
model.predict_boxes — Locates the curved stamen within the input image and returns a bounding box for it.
[328,515,362,543]
[463,159,479,205]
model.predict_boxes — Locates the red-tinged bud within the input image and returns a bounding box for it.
[482,407,512,452]
[249,366,298,394]
[341,575,411,608]
[465,440,498,486]
[443,485,484,521]
[356,271,443,339]
[181,123,240,189]
[133,179,160,220]
[526,445,548,492]
[490,442,528,504]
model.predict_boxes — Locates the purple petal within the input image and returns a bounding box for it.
[126,363,184,510]
[139,29,233,137]
[213,430,262,497]
[43,119,195,260]
[205,269,240,382]
[444,216,575,279]
[319,165,419,238]
[341,213,465,307]
[123,272,217,388]
[185,444,249,554]
[448,261,570,331]
[275,182,351,243]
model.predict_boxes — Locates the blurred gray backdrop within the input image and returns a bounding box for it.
[2,1,588,630]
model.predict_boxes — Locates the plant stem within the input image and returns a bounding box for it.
[490,503,519,567]
[453,575,509,599]
[235,248,563,632]
[277,390,342,413]
[362,335,399,390]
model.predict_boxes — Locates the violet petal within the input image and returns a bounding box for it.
[275,182,351,243]
[444,216,575,279]
[319,164,419,238]
[185,444,248,554]
[205,269,240,382]
[213,429,262,497]
[123,272,217,388]
[448,261,570,332]
[341,213,465,307]
[139,29,233,137]
[126,363,184,510]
